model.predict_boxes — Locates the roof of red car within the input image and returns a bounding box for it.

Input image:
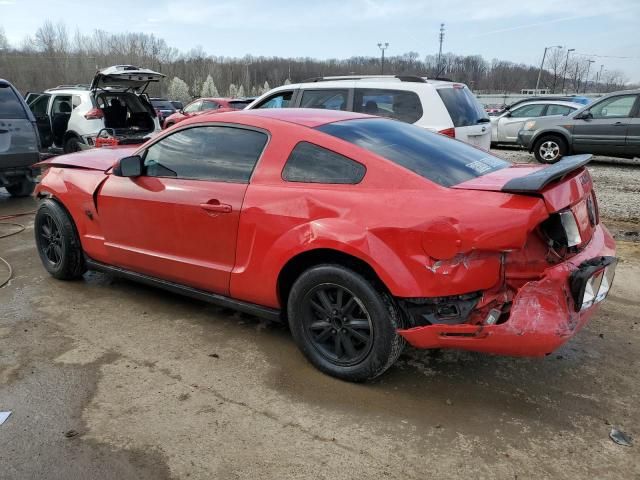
[195,108,371,128]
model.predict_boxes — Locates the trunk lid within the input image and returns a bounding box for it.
[453,155,597,246]
[90,65,165,92]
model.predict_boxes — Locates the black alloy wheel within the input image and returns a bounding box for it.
[302,283,374,366]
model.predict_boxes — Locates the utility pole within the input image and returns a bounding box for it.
[561,48,575,93]
[595,64,604,92]
[437,23,445,77]
[574,61,581,93]
[377,42,389,75]
[583,60,595,93]
[535,45,562,92]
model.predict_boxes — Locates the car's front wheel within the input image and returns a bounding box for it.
[287,265,405,381]
[34,199,86,280]
[534,135,567,163]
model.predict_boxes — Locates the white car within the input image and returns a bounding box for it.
[245,76,492,150]
[27,65,164,153]
[490,100,582,145]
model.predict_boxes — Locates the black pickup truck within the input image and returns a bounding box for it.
[0,79,41,197]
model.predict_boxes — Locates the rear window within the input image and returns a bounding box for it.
[0,85,28,119]
[317,118,509,187]
[354,89,423,123]
[437,86,488,127]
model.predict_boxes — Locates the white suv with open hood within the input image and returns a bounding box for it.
[245,76,491,150]
[28,65,165,153]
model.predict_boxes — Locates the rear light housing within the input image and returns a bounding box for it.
[438,127,456,138]
[570,257,617,311]
[84,108,104,120]
[540,209,582,250]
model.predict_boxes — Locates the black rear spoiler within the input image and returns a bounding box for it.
[502,154,592,193]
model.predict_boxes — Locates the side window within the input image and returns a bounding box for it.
[509,104,545,118]
[282,142,366,184]
[254,91,294,109]
[72,95,82,110]
[201,100,219,110]
[51,95,73,115]
[354,89,423,123]
[300,90,348,110]
[545,104,574,116]
[143,126,268,183]
[29,94,50,116]
[590,95,637,119]
[183,100,202,113]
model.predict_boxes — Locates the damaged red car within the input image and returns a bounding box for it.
[33,109,616,381]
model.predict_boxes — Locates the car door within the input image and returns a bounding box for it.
[498,104,546,143]
[625,97,640,157]
[572,94,638,155]
[97,124,269,295]
[28,93,53,148]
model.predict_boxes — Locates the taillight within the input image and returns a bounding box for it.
[438,127,456,138]
[84,108,104,120]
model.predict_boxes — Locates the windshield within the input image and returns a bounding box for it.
[151,100,176,110]
[437,86,488,127]
[317,118,509,187]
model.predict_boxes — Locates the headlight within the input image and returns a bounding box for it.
[523,120,537,131]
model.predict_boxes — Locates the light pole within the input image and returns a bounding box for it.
[535,45,562,92]
[561,48,575,92]
[377,42,389,75]
[583,60,595,93]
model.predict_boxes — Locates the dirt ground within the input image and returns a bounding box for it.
[1,151,639,479]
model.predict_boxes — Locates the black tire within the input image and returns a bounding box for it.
[6,180,35,197]
[287,264,405,382]
[34,198,86,280]
[533,135,567,164]
[64,136,82,154]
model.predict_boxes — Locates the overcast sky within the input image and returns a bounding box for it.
[2,0,639,82]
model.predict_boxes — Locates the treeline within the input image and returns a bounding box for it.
[0,22,630,100]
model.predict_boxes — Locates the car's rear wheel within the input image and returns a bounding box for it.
[34,199,86,280]
[287,265,404,382]
[534,135,567,163]
[64,136,82,153]
[6,180,35,197]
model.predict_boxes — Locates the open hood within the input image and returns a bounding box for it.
[90,65,165,92]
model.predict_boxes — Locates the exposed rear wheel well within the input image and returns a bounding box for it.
[277,249,388,311]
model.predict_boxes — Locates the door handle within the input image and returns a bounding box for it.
[200,201,232,213]
[613,122,626,126]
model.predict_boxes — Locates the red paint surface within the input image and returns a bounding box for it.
[35,109,616,357]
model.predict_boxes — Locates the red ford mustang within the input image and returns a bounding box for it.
[34,109,616,381]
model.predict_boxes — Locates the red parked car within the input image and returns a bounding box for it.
[33,109,616,381]
[162,97,252,129]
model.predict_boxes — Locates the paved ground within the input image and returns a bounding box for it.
[1,155,639,479]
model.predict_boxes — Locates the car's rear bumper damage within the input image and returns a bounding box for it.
[397,224,616,356]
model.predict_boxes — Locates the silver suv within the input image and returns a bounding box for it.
[518,89,640,163]
[246,76,491,150]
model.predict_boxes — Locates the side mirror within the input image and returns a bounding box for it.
[179,109,184,114]
[113,155,143,177]
[504,112,512,118]
[575,111,592,120]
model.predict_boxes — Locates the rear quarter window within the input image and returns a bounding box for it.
[0,85,28,119]
[317,118,508,187]
[354,89,423,123]
[282,142,366,184]
[437,86,488,127]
